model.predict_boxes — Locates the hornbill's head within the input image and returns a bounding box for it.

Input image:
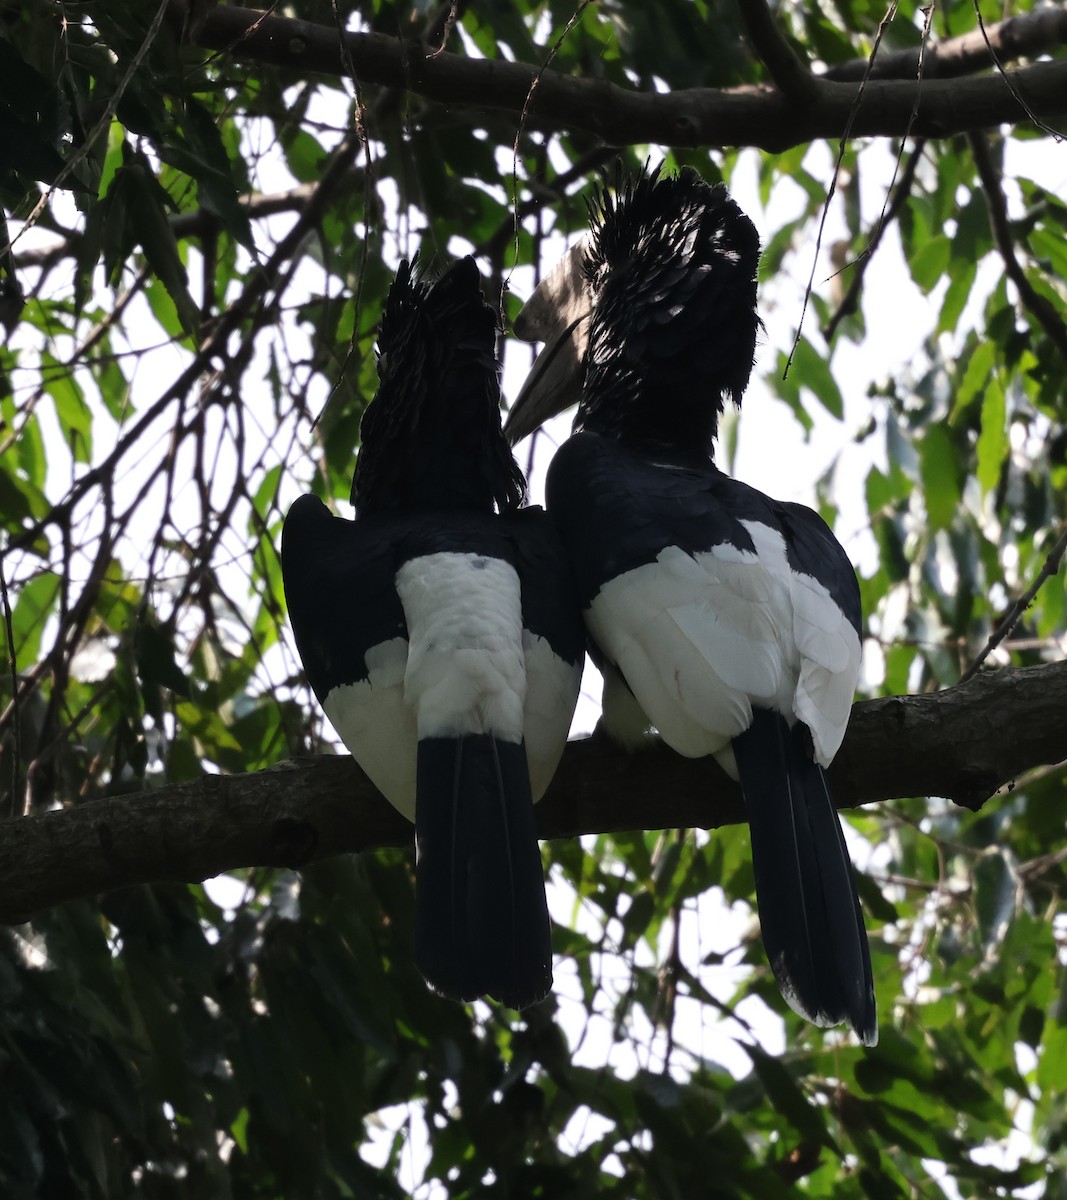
[352,256,526,516]
[505,165,761,456]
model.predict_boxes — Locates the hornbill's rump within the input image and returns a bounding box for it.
[282,257,583,1009]
[506,166,877,1043]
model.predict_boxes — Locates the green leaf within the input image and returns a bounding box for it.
[949,339,995,422]
[743,1045,835,1147]
[168,97,254,249]
[908,234,951,294]
[975,376,1007,495]
[974,849,1017,949]
[125,159,201,342]
[790,336,844,419]
[43,353,92,464]
[134,622,190,720]
[0,107,66,183]
[919,424,961,531]
[11,570,60,664]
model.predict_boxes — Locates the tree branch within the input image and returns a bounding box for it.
[823,3,1067,82]
[2,661,1065,924]
[188,5,1067,152]
[12,180,361,272]
[823,138,926,342]
[961,524,1067,682]
[736,0,819,105]
[968,130,1067,361]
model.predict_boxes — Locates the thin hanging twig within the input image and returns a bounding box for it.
[961,524,1067,683]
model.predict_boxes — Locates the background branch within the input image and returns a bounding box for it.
[2,661,1064,924]
[823,3,1067,81]
[736,0,819,104]
[12,180,359,273]
[968,130,1067,361]
[823,138,926,341]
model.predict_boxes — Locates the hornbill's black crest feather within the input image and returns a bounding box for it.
[353,256,525,517]
[576,165,762,453]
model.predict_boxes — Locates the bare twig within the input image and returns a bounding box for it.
[961,524,1067,683]
[12,182,358,273]
[971,0,1064,141]
[823,139,925,341]
[0,548,19,818]
[784,0,900,378]
[5,130,364,558]
[509,0,596,277]
[477,146,616,262]
[968,131,1067,361]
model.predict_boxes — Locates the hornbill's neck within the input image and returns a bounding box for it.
[352,257,525,517]
[573,166,761,464]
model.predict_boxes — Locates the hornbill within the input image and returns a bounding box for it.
[281,257,583,1009]
[505,166,877,1043]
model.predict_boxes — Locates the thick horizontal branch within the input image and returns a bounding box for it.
[1,661,1065,924]
[188,5,1067,151]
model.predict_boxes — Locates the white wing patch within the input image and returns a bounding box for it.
[323,636,418,820]
[789,565,862,765]
[588,520,860,765]
[396,552,527,743]
[322,552,580,822]
[521,631,581,803]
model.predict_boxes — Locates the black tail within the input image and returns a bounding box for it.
[413,734,552,1009]
[733,708,877,1045]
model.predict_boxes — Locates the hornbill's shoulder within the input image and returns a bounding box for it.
[771,499,862,637]
[281,495,407,704]
[546,433,765,607]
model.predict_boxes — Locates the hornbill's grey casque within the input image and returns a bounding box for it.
[505,166,877,1043]
[281,257,583,1009]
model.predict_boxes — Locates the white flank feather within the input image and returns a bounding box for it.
[789,570,862,765]
[323,637,418,820]
[521,631,582,802]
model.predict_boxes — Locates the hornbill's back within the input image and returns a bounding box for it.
[506,166,877,1043]
[282,257,584,1009]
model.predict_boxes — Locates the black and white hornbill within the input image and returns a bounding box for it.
[281,256,583,1009]
[505,166,877,1043]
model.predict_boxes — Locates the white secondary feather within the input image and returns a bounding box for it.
[396,552,527,743]
[789,568,862,765]
[587,520,860,767]
[521,631,582,802]
[323,636,418,820]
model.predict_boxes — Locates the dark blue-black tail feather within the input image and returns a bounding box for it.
[414,735,552,1010]
[734,708,876,1045]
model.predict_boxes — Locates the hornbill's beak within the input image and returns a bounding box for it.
[504,240,591,445]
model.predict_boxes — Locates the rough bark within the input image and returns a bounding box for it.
[1,661,1064,924]
[185,4,1067,152]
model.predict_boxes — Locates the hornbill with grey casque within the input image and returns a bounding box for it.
[506,166,877,1043]
[282,257,583,1009]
